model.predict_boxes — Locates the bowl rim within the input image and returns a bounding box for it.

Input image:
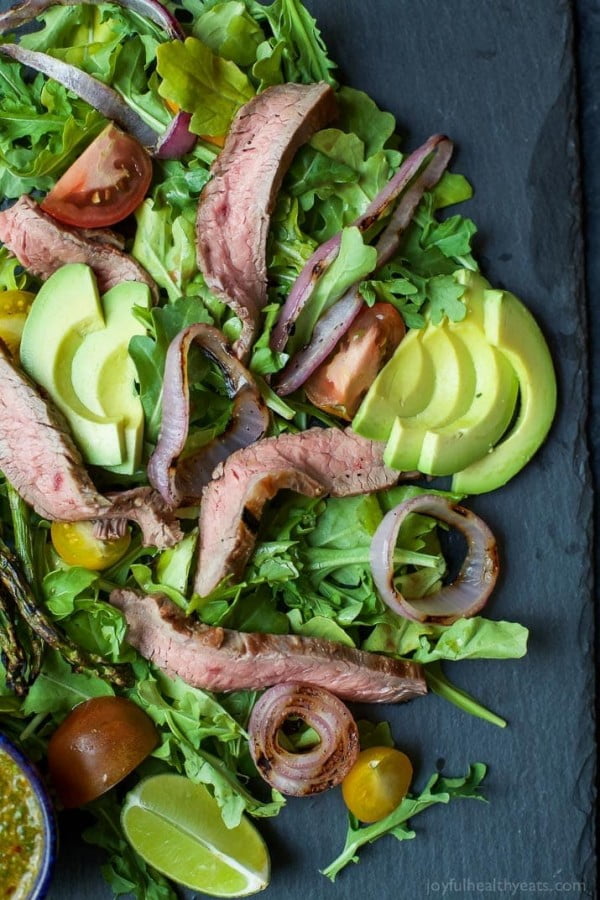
[0,731,57,900]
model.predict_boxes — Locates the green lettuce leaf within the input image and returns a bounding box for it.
[192,0,266,66]
[22,648,113,717]
[157,37,255,136]
[249,0,337,86]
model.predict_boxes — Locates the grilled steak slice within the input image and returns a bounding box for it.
[94,487,183,548]
[196,427,400,596]
[0,195,157,298]
[196,82,337,360]
[111,589,427,704]
[0,345,109,520]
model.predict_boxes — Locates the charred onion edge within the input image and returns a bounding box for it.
[147,323,270,507]
[370,493,499,625]
[270,134,452,357]
[248,682,359,797]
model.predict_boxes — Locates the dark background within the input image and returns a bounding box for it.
[40,0,597,897]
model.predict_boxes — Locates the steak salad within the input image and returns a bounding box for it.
[0,0,554,897]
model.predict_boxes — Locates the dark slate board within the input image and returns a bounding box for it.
[36,1,594,898]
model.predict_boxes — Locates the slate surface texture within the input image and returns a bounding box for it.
[6,0,590,898]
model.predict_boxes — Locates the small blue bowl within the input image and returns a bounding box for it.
[0,733,57,900]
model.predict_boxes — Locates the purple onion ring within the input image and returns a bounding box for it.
[148,324,270,507]
[248,683,359,797]
[370,494,499,624]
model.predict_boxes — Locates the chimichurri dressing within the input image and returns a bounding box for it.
[0,748,44,900]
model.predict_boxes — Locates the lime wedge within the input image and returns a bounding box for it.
[121,775,270,897]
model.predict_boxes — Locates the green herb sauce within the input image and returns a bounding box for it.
[0,748,44,900]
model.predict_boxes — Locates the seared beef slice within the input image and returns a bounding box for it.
[111,589,427,704]
[196,83,337,359]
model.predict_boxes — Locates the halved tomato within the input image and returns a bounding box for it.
[41,124,153,229]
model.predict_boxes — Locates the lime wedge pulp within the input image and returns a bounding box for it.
[121,774,270,897]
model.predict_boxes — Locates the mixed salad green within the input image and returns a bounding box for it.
[0,0,533,895]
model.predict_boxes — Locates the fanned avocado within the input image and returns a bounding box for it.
[20,264,124,466]
[352,328,435,441]
[383,327,476,470]
[71,282,151,475]
[451,288,557,494]
[20,264,151,472]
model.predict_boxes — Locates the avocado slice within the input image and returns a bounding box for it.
[70,282,151,475]
[352,328,434,441]
[383,327,476,471]
[20,264,124,466]
[451,288,557,494]
[417,325,519,475]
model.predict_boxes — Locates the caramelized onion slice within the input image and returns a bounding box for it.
[248,683,359,797]
[147,324,270,507]
[370,494,499,625]
[270,134,452,356]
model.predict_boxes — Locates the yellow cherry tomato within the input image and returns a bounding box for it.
[0,290,35,356]
[51,521,131,571]
[341,746,413,823]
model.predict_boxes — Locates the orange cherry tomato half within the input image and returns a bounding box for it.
[341,746,413,823]
[304,302,406,420]
[41,124,153,229]
[48,696,158,808]
[51,520,131,571]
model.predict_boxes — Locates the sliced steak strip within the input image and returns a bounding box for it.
[110,589,427,704]
[0,344,109,520]
[196,427,401,596]
[0,195,157,299]
[94,487,183,549]
[196,82,337,360]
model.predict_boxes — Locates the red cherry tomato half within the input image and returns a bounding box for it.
[41,124,153,229]
[341,746,413,823]
[48,696,158,808]
[304,302,406,420]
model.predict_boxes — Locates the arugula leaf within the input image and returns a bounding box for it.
[413,617,529,663]
[249,0,337,86]
[425,662,507,728]
[22,649,113,717]
[131,668,284,825]
[0,58,106,198]
[286,226,377,354]
[157,37,255,136]
[129,295,215,444]
[84,793,177,900]
[426,273,468,325]
[192,0,266,66]
[322,763,487,881]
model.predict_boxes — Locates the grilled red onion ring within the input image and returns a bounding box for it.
[248,683,359,797]
[370,494,499,625]
[270,134,452,356]
[148,324,270,507]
